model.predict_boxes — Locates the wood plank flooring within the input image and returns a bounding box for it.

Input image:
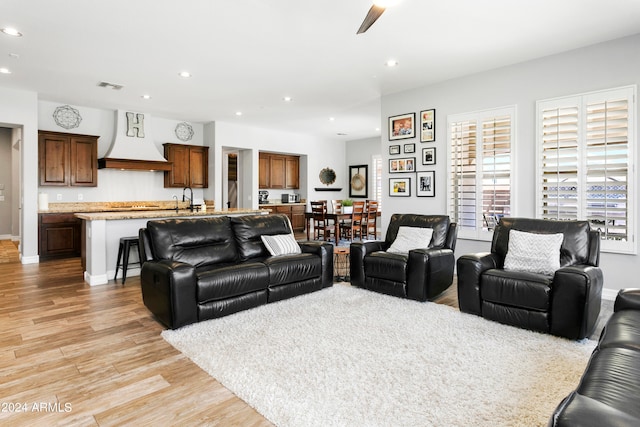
[0,240,609,426]
[0,250,273,426]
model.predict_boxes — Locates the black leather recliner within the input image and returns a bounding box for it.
[350,214,458,301]
[549,288,640,426]
[139,214,333,329]
[457,217,603,340]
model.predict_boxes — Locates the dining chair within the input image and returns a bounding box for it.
[362,200,378,240]
[343,201,365,241]
[311,200,334,241]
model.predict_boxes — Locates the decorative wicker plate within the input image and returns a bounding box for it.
[351,173,365,191]
[319,167,336,185]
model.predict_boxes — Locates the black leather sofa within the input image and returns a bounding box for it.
[139,214,333,329]
[350,214,457,301]
[457,217,603,340]
[549,288,640,426]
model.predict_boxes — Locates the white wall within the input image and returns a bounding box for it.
[380,33,640,294]
[37,100,207,204]
[209,121,347,210]
[0,87,38,263]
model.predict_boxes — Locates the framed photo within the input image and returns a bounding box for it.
[389,113,416,140]
[417,171,435,197]
[389,144,401,155]
[389,177,411,197]
[349,164,368,198]
[420,109,436,142]
[389,157,416,173]
[422,147,436,165]
[403,143,415,154]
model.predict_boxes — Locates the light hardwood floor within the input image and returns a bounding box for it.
[0,250,273,426]
[0,241,607,426]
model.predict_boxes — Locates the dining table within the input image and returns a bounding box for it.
[304,211,353,241]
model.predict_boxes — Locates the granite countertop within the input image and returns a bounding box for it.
[258,202,307,207]
[39,200,213,214]
[74,207,268,221]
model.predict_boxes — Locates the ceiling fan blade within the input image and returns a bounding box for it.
[357,5,386,34]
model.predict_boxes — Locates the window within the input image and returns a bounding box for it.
[536,86,636,254]
[448,106,515,239]
[372,155,382,211]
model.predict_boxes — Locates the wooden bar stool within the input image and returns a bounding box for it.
[114,236,140,284]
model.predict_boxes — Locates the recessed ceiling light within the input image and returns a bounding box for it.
[1,28,22,37]
[385,59,398,67]
[0,68,12,74]
[375,127,380,132]
[141,94,151,100]
[283,96,292,102]
[178,71,191,78]
[329,117,335,121]
[235,111,243,116]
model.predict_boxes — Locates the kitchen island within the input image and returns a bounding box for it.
[74,207,268,286]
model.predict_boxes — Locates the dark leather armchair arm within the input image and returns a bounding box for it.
[406,248,455,301]
[350,241,386,287]
[299,241,334,288]
[614,288,640,312]
[587,230,601,267]
[444,223,458,252]
[140,260,198,329]
[550,265,603,340]
[457,252,499,315]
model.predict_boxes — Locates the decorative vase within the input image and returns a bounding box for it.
[343,206,353,214]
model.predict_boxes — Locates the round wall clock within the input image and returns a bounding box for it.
[175,122,194,141]
[53,105,82,129]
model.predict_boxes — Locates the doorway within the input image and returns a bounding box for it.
[0,125,21,249]
[227,152,238,209]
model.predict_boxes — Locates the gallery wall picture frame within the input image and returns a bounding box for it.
[422,147,436,165]
[389,177,411,197]
[389,144,401,155]
[417,171,436,197]
[420,109,436,142]
[403,143,415,154]
[349,164,368,198]
[389,157,416,173]
[389,113,416,140]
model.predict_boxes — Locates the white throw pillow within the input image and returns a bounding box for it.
[261,233,301,256]
[387,226,434,255]
[503,229,564,275]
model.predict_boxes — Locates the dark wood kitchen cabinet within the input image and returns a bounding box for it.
[38,130,98,187]
[163,143,209,188]
[39,213,82,260]
[275,204,305,232]
[259,152,299,189]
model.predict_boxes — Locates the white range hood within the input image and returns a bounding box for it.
[98,109,172,171]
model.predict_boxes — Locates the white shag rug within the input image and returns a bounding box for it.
[162,284,596,427]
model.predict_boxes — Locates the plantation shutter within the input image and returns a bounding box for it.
[537,86,635,254]
[372,155,383,211]
[450,120,477,229]
[482,115,511,228]
[449,106,515,239]
[539,101,580,220]
[585,96,629,241]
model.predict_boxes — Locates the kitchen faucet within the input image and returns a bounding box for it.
[182,186,194,211]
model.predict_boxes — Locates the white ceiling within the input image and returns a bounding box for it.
[2,0,640,140]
